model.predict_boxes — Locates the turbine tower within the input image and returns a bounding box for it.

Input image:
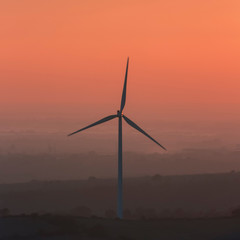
[68,58,166,219]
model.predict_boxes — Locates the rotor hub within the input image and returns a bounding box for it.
[117,110,123,117]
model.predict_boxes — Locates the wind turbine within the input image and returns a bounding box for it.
[68,58,166,219]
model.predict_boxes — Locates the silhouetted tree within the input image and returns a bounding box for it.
[0,208,10,217]
[144,208,157,219]
[159,209,172,218]
[105,209,116,219]
[71,206,92,217]
[88,176,97,182]
[204,209,217,218]
[232,207,240,217]
[134,207,144,219]
[123,209,132,219]
[30,212,39,218]
[151,174,162,183]
[134,207,157,219]
[173,208,184,218]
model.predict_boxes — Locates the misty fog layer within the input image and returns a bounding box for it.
[1,150,240,184]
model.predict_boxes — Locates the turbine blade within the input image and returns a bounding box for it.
[120,57,129,113]
[68,115,117,136]
[123,115,166,150]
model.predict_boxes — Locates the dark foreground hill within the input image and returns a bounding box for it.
[1,215,240,240]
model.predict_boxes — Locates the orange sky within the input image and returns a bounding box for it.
[1,0,240,128]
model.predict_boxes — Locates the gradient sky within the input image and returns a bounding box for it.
[1,0,240,139]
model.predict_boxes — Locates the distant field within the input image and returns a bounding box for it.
[1,215,240,240]
[1,172,240,217]
[1,173,240,239]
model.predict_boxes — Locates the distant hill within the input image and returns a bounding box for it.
[1,172,240,218]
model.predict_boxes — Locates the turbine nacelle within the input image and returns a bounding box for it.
[117,110,123,117]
